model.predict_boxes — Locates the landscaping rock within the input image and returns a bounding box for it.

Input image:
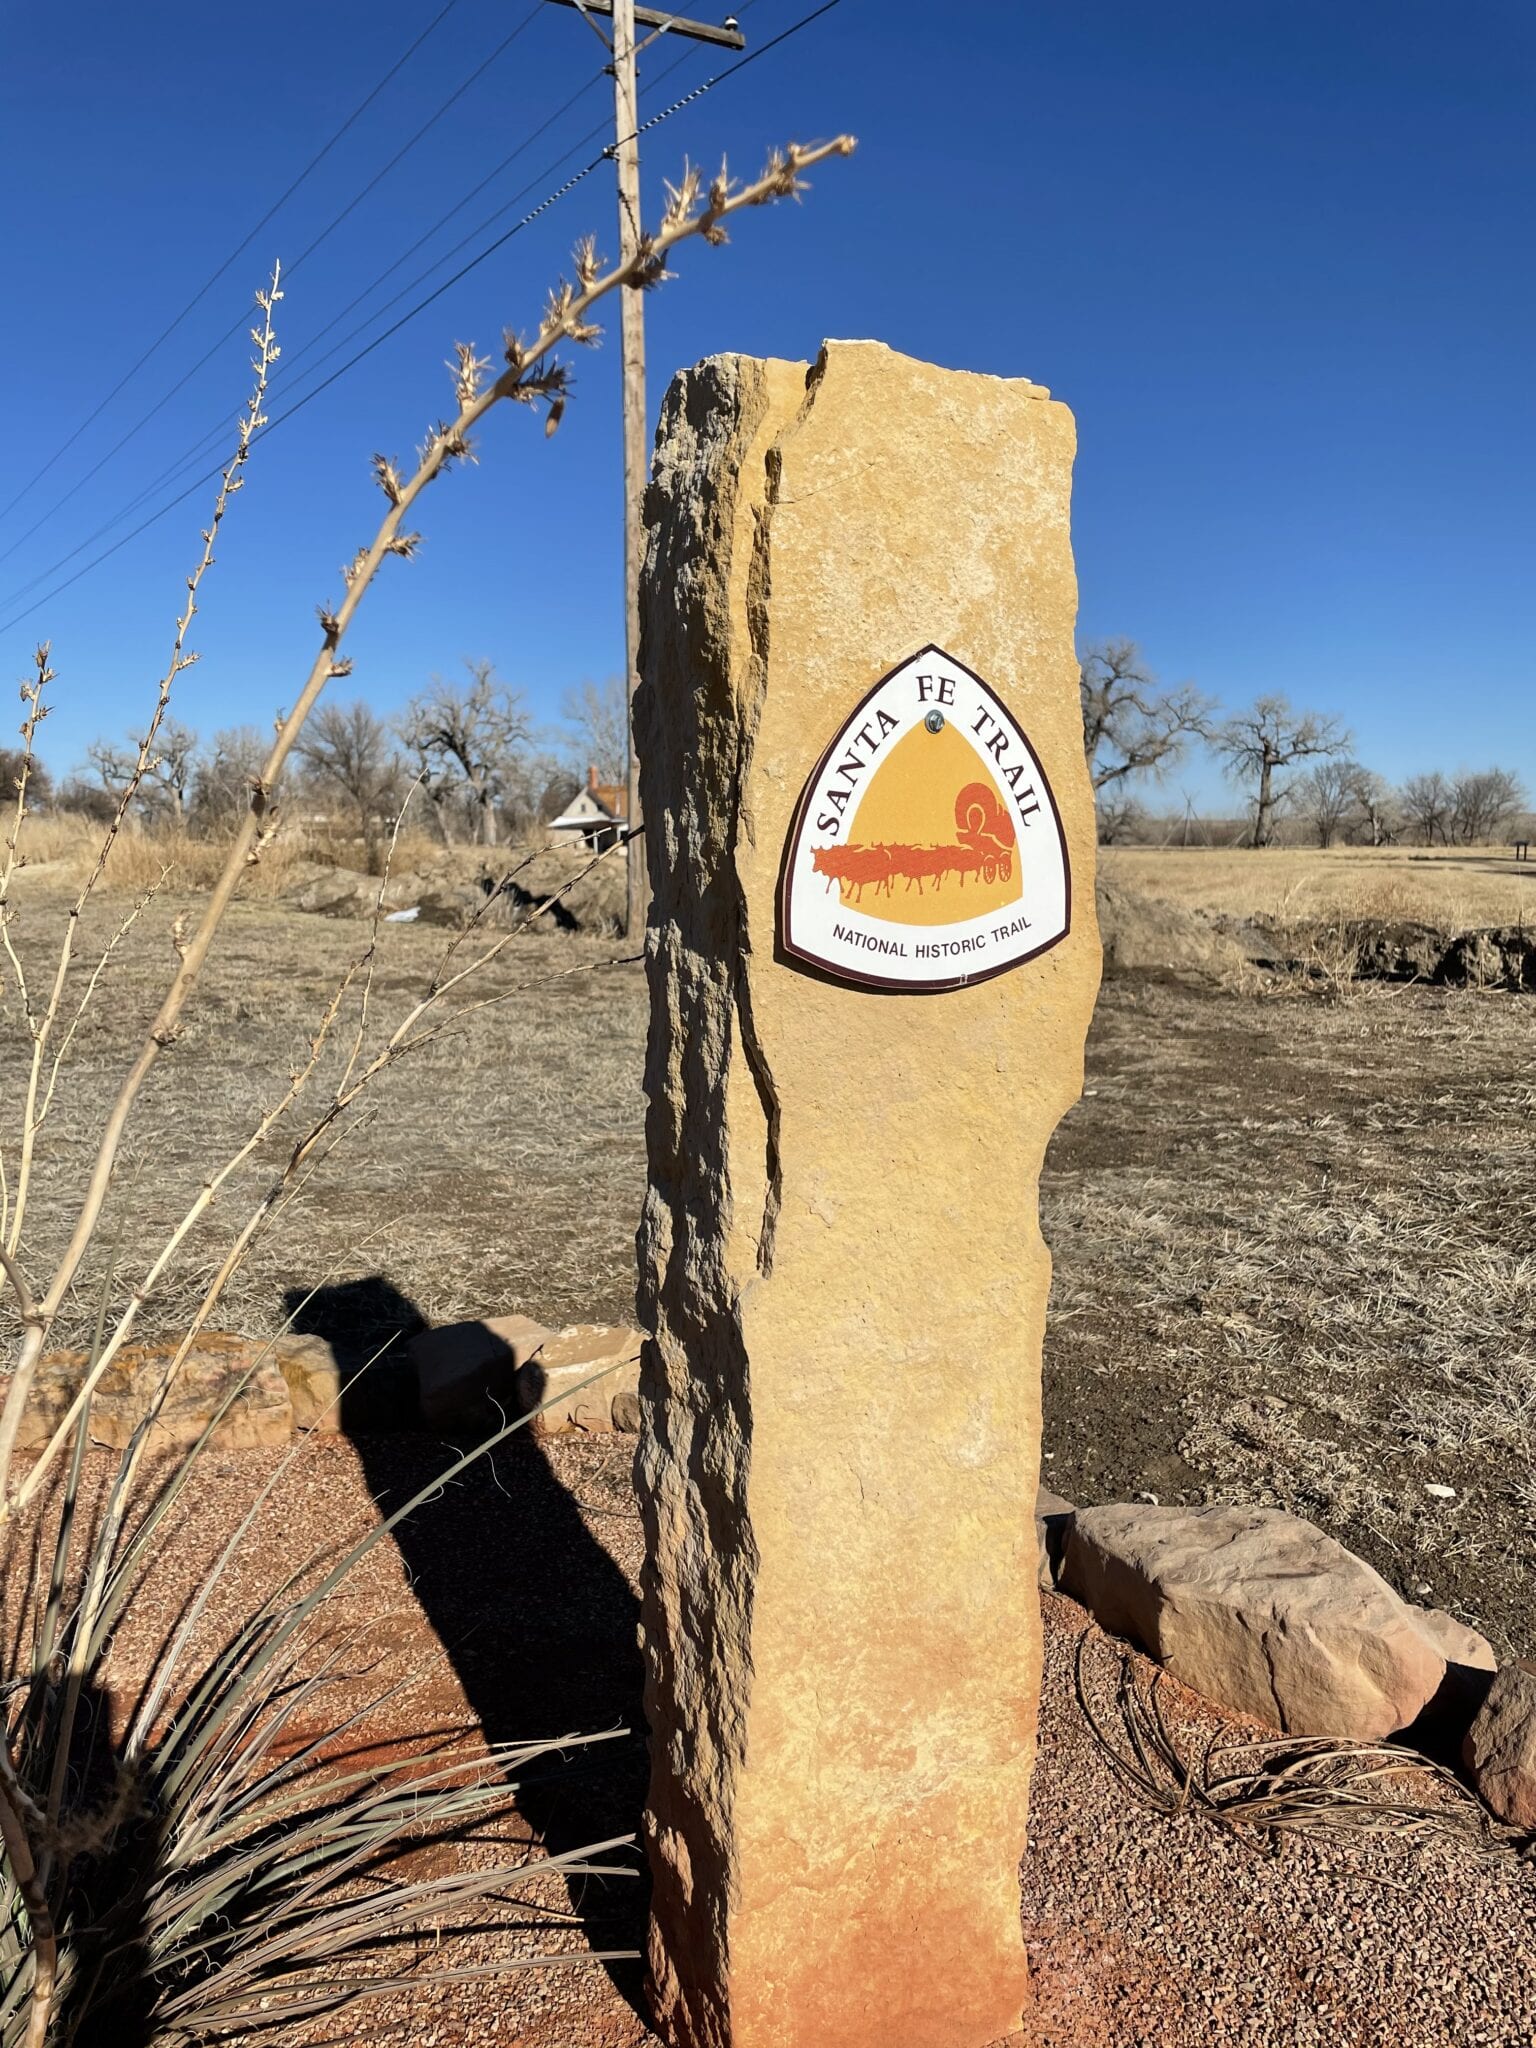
[273,1332,345,1433]
[411,1314,552,1433]
[515,1322,642,1436]
[18,1334,292,1455]
[1411,1607,1496,1673]
[1463,1661,1536,1834]
[1036,1485,1075,1590]
[1061,1502,1445,1738]
[611,1388,643,1433]
[1403,1608,1499,1757]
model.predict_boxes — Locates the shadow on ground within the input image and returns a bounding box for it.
[284,1278,651,2005]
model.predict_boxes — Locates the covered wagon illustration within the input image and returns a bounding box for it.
[812,781,1017,904]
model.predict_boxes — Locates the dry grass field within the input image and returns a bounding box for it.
[0,873,646,1359]
[1043,969,1534,1655]
[2,856,1529,1658]
[2,856,1533,2041]
[1104,841,1536,931]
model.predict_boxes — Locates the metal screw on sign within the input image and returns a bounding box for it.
[924,709,946,733]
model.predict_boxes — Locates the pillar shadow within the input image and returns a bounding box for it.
[283,1278,651,2002]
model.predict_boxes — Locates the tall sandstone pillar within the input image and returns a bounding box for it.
[634,341,1099,2048]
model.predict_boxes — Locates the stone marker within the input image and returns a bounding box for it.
[635,342,1099,2048]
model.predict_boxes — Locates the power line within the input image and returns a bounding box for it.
[125,17,717,484]
[0,5,768,613]
[0,66,622,617]
[0,37,696,615]
[281,2,549,281]
[0,0,842,639]
[0,1,547,573]
[0,0,467,533]
[258,74,615,403]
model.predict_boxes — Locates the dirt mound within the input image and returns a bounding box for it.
[1095,878,1248,980]
[1249,916,1536,990]
[282,844,627,936]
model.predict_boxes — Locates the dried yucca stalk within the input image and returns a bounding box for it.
[0,134,856,2047]
[1074,1630,1524,1863]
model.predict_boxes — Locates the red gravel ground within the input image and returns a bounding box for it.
[30,1430,1536,2047]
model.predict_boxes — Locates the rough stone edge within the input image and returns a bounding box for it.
[1049,1501,1521,1778]
[633,350,809,2047]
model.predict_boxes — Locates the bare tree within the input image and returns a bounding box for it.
[1213,695,1350,848]
[84,736,136,801]
[1296,759,1363,848]
[561,675,628,786]
[295,699,402,862]
[1347,766,1399,848]
[1400,770,1453,846]
[499,749,576,840]
[0,748,52,810]
[396,722,464,847]
[1450,766,1527,845]
[86,718,198,821]
[151,718,199,820]
[56,775,117,824]
[1079,640,1213,793]
[398,659,531,847]
[1095,792,1147,845]
[191,725,271,835]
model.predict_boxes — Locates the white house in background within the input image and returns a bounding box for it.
[549,764,628,852]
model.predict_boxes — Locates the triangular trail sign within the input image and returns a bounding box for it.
[780,645,1071,991]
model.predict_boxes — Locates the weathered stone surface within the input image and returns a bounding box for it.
[18,1333,292,1454]
[273,1332,345,1433]
[1061,1503,1445,1738]
[1403,1608,1499,1757]
[1411,1607,1496,1674]
[635,343,1098,2048]
[1463,1661,1536,1832]
[1037,1485,1076,1590]
[411,1313,551,1432]
[516,1322,642,1436]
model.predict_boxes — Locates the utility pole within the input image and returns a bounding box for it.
[549,1,745,939]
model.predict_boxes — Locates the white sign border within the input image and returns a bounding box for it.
[779,643,1073,994]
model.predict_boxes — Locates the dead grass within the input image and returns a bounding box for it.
[0,874,645,1363]
[1105,843,1536,930]
[1,866,1529,1658]
[1043,972,1536,1653]
[1073,1631,1523,1859]
[14,814,453,893]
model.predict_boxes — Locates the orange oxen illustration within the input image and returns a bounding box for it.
[813,782,1017,903]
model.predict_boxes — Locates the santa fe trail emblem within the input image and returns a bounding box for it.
[780,645,1071,992]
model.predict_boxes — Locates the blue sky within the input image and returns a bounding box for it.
[3,0,1532,807]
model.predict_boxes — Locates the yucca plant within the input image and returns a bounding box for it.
[1,1372,635,2045]
[0,135,856,2045]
